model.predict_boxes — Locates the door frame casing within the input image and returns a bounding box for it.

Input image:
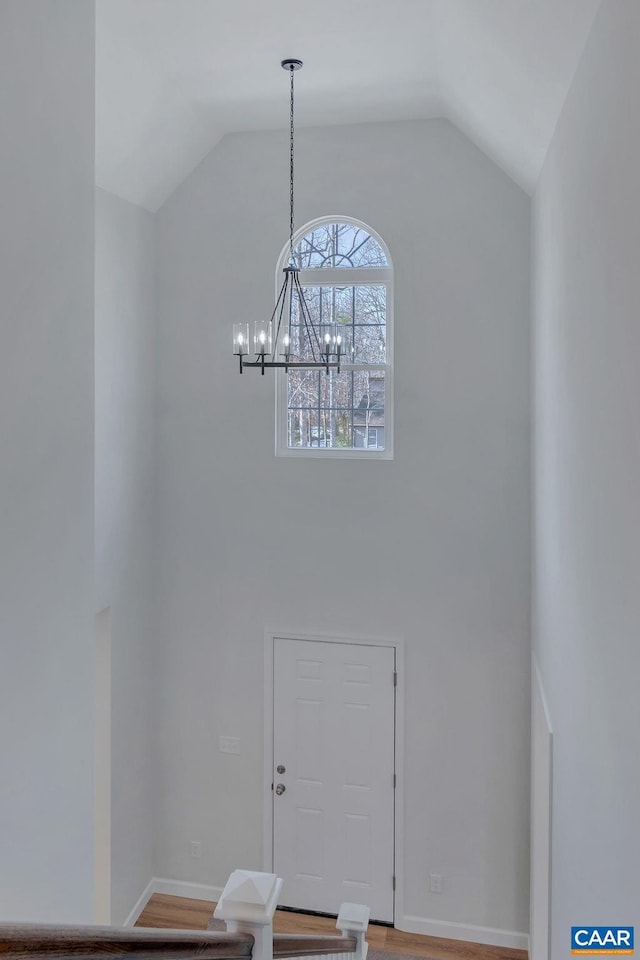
[263,629,405,925]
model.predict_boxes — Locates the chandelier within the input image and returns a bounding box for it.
[232,60,342,375]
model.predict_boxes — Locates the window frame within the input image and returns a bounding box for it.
[275,216,394,460]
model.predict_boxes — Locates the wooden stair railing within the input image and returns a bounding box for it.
[0,926,359,959]
[0,924,254,958]
[0,923,356,960]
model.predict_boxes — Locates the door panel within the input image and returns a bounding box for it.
[273,638,395,922]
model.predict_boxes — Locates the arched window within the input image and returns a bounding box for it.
[276,217,393,458]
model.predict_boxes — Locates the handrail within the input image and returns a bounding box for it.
[0,923,254,958]
[273,934,358,958]
[0,926,359,959]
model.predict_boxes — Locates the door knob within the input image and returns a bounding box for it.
[275,783,286,796]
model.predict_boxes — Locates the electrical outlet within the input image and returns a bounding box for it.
[190,841,202,859]
[430,873,443,894]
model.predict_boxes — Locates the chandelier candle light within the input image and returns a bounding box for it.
[232,59,343,375]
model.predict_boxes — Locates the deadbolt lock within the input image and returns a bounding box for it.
[276,764,286,774]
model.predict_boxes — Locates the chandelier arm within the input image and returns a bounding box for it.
[270,272,290,350]
[287,272,295,352]
[273,272,290,353]
[270,271,289,325]
[295,279,316,362]
[239,360,338,369]
[295,274,323,362]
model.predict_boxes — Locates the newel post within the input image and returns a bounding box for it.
[337,903,370,960]
[214,870,283,960]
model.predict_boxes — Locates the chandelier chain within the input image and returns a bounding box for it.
[289,64,295,261]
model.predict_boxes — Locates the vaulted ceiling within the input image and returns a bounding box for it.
[96,0,601,212]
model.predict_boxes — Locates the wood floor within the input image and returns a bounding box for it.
[136,894,527,960]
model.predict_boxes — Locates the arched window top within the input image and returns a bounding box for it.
[292,219,389,270]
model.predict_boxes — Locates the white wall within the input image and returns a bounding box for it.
[0,0,96,921]
[533,1,640,953]
[154,119,531,940]
[95,188,156,923]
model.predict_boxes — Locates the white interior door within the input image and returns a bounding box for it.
[272,638,395,922]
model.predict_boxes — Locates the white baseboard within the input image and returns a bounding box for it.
[123,878,155,927]
[398,914,529,952]
[152,877,224,903]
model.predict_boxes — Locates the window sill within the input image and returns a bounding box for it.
[275,446,393,460]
